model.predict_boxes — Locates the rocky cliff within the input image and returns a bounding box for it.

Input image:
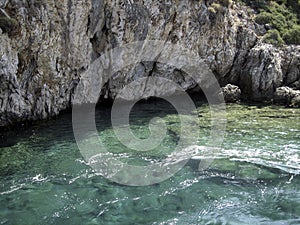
[0,0,299,126]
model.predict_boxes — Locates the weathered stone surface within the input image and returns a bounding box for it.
[238,44,283,100]
[0,0,93,126]
[220,84,241,103]
[0,0,299,126]
[274,86,300,107]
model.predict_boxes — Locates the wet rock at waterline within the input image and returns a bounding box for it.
[0,1,299,126]
[219,84,241,103]
[274,87,300,108]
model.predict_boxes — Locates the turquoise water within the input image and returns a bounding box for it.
[0,100,300,224]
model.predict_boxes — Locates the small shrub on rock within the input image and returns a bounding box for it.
[263,29,285,46]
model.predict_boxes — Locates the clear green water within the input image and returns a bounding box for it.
[0,100,300,225]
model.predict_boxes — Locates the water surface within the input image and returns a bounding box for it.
[0,101,299,224]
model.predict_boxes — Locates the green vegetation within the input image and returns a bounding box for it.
[219,0,233,7]
[282,24,300,44]
[263,29,285,46]
[208,6,217,14]
[208,0,232,19]
[211,3,222,13]
[240,0,300,45]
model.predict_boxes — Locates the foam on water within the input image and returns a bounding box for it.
[0,101,299,224]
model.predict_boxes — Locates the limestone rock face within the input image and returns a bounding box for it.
[0,0,299,126]
[0,0,93,126]
[236,44,300,101]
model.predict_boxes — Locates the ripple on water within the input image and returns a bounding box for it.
[0,102,299,224]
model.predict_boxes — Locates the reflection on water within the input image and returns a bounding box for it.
[0,100,299,224]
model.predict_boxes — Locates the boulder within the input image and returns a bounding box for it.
[274,86,300,107]
[220,84,241,103]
